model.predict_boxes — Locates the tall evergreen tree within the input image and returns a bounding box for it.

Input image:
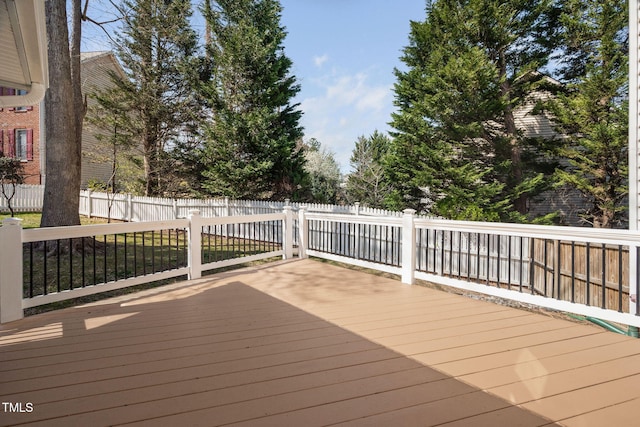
[387,0,558,221]
[94,0,200,197]
[549,0,628,228]
[346,131,391,208]
[199,0,305,200]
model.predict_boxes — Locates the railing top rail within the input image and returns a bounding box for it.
[196,212,285,226]
[305,212,403,226]
[414,217,640,246]
[21,218,190,243]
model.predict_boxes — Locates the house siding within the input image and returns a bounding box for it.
[514,80,592,227]
[80,52,124,188]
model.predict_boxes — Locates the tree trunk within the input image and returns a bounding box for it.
[500,76,526,216]
[40,0,82,227]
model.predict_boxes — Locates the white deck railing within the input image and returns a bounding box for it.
[2,208,639,328]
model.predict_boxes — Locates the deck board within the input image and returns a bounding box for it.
[2,258,640,426]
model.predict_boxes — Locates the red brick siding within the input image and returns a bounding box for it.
[0,104,41,184]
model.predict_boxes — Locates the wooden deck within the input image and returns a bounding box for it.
[1,259,640,426]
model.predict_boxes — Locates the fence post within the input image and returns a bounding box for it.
[87,189,93,218]
[188,210,202,280]
[401,209,416,285]
[298,207,307,259]
[354,202,360,216]
[283,205,294,259]
[173,199,179,219]
[127,194,133,222]
[0,218,24,323]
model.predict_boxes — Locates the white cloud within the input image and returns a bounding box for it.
[299,70,394,174]
[313,54,329,67]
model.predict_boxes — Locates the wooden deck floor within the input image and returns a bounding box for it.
[1,259,640,426]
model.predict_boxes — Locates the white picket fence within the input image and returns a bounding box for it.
[0,185,403,219]
[76,189,403,221]
[0,184,44,213]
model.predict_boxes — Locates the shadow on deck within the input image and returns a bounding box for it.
[1,259,639,426]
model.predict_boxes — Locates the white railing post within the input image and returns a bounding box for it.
[298,207,308,259]
[354,202,361,216]
[0,218,24,323]
[188,210,202,280]
[283,205,294,259]
[401,209,416,285]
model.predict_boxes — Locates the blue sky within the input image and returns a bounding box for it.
[82,0,427,174]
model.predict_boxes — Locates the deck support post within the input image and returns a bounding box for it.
[298,207,308,259]
[402,209,416,285]
[0,218,24,323]
[188,210,202,280]
[283,206,294,259]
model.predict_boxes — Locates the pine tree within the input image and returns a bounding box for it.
[346,131,391,208]
[549,0,628,228]
[93,0,200,197]
[199,0,304,200]
[387,0,558,221]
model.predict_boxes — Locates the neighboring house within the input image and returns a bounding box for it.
[0,51,127,188]
[514,73,593,227]
[78,51,129,188]
[0,88,41,184]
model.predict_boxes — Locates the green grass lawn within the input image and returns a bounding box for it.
[0,212,109,228]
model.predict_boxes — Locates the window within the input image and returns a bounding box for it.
[15,130,28,160]
[0,87,33,112]
[6,129,33,161]
[14,90,28,112]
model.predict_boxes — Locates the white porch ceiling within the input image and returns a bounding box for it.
[0,0,48,107]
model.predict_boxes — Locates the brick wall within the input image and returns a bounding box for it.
[0,103,41,185]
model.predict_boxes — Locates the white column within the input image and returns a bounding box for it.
[188,210,202,280]
[298,207,308,259]
[629,1,639,314]
[0,218,24,323]
[283,206,294,259]
[401,209,416,285]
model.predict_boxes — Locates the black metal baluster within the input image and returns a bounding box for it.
[68,238,73,290]
[114,234,118,281]
[43,240,48,295]
[103,235,108,283]
[56,239,61,292]
[29,242,34,297]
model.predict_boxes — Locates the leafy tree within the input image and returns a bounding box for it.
[548,0,628,228]
[199,0,305,200]
[387,0,558,221]
[346,130,391,208]
[94,0,201,197]
[0,158,25,217]
[301,139,342,204]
